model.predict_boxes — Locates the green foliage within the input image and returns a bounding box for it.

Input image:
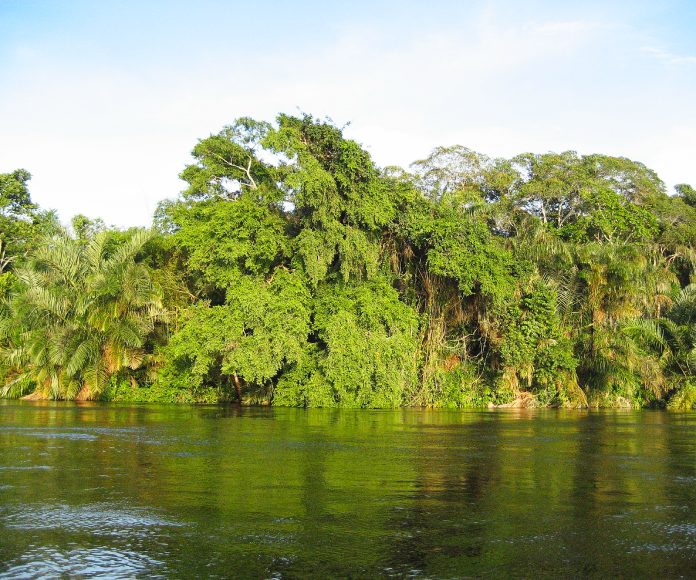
[160,268,312,401]
[6,112,696,409]
[265,114,393,285]
[273,344,334,407]
[171,195,290,292]
[401,195,516,300]
[0,229,166,399]
[421,363,491,409]
[557,187,658,243]
[160,303,241,391]
[509,151,665,243]
[499,280,578,404]
[180,118,279,202]
[667,381,696,410]
[274,279,419,408]
[675,184,696,207]
[71,214,107,241]
[224,269,312,386]
[0,169,59,273]
[425,212,515,300]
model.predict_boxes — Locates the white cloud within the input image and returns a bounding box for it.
[641,46,696,65]
[1,7,695,227]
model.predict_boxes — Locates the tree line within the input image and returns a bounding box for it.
[2,113,696,408]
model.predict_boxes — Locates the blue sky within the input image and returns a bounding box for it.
[1,0,695,226]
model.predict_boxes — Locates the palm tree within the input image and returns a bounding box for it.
[655,285,696,382]
[571,242,674,403]
[0,229,166,400]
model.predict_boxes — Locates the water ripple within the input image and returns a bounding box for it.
[0,466,51,471]
[0,546,165,579]
[3,503,184,538]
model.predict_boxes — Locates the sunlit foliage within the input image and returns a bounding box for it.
[0,230,165,399]
[3,113,696,407]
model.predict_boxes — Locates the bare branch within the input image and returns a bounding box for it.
[211,153,258,190]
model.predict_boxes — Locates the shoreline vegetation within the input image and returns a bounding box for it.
[2,113,696,409]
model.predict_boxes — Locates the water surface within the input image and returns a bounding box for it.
[1,402,696,578]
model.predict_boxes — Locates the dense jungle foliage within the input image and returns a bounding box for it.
[3,113,696,408]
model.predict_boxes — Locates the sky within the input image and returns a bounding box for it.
[1,0,695,227]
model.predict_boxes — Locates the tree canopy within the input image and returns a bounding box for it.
[3,112,696,408]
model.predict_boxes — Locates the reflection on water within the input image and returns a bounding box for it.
[1,402,696,577]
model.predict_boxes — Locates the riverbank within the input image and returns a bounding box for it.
[10,380,691,410]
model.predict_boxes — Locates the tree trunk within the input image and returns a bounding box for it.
[233,373,243,403]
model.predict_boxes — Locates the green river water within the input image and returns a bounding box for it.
[1,401,696,578]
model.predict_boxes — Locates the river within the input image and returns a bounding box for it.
[1,401,696,578]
